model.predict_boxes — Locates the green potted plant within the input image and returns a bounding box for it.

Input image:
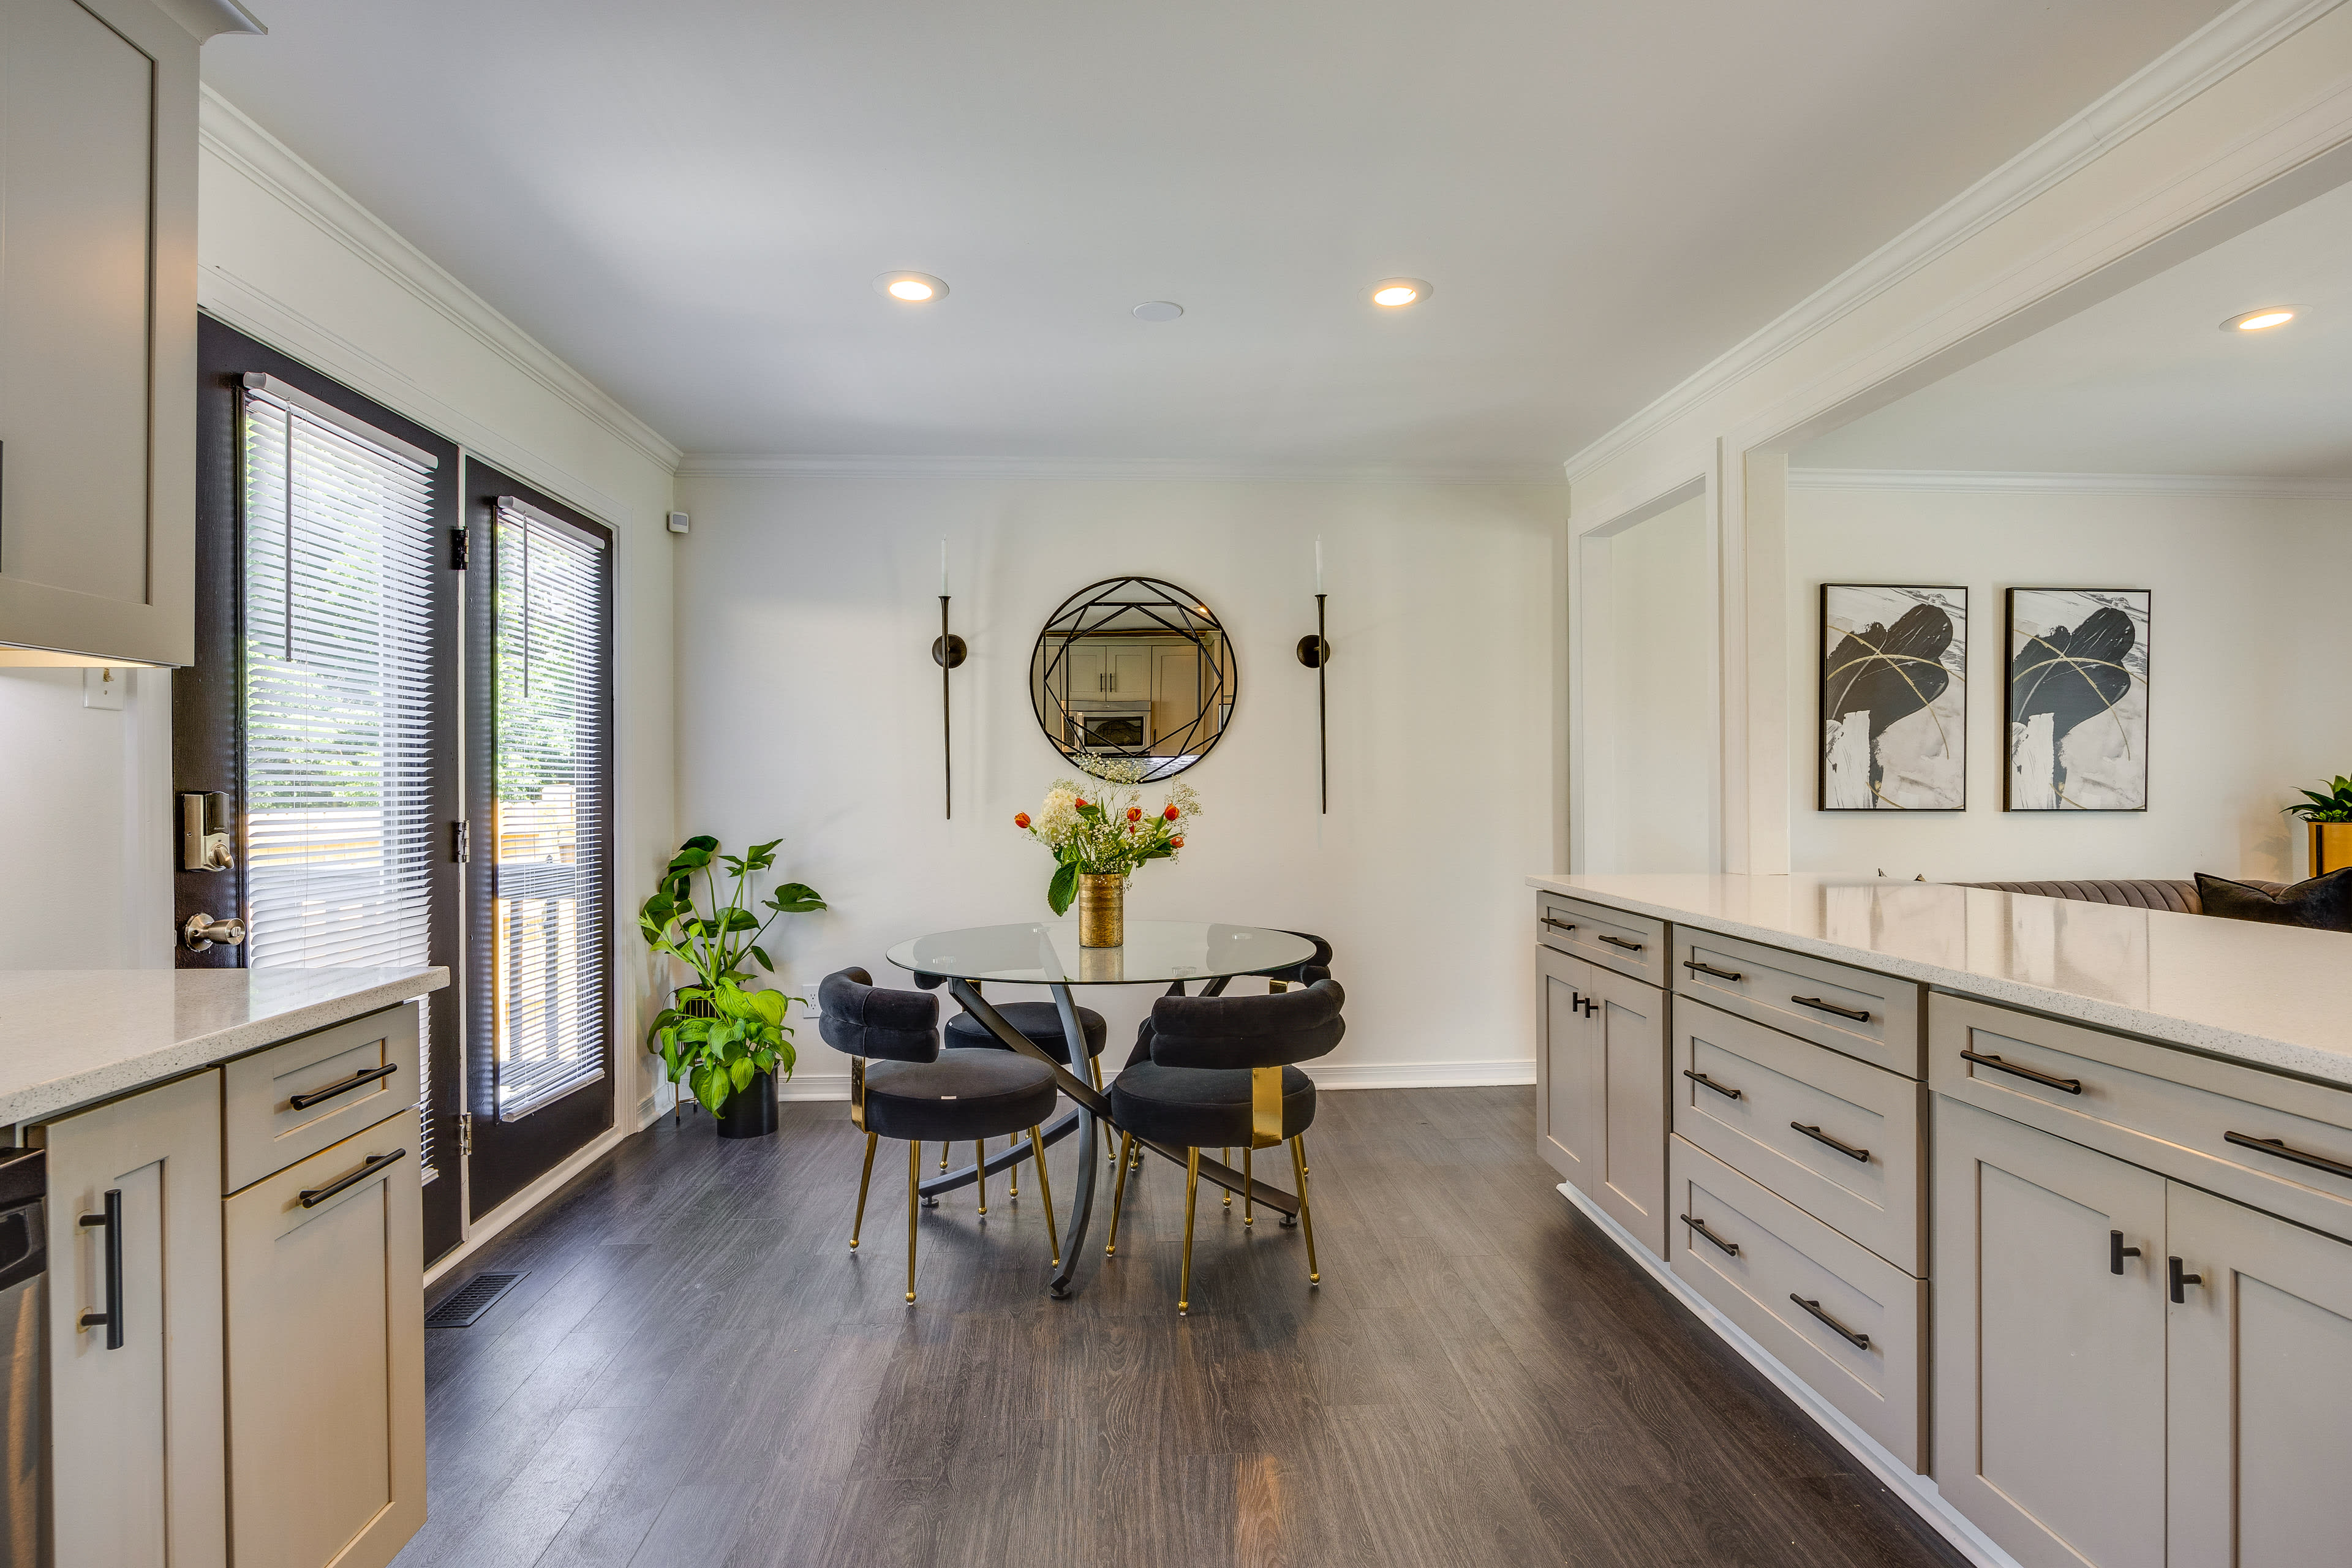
[641,835,826,1137]
[2283,777,2352,877]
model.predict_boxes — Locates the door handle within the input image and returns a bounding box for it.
[183,913,246,952]
[1789,1293,1871,1349]
[1789,995,1869,1022]
[78,1189,124,1349]
[1682,959,1743,982]
[287,1062,398,1110]
[1789,1121,1871,1163]
[1679,1213,1739,1256]
[1682,1069,1743,1101]
[2110,1230,2141,1275]
[1958,1049,2083,1095]
[2169,1255,2203,1304]
[299,1147,407,1209]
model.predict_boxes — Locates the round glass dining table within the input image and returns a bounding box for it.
[884,920,1316,1295]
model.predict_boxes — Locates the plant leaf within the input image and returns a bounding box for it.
[749,944,774,972]
[1048,860,1079,916]
[729,1057,756,1092]
[767,883,827,913]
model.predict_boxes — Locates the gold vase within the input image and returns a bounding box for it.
[2312,822,2352,877]
[1077,873,1126,948]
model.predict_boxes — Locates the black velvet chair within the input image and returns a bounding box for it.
[1208,930,1333,1208]
[818,967,1061,1303]
[916,973,1110,1182]
[1102,979,1344,1313]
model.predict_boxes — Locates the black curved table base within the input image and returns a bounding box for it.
[945,977,1298,1298]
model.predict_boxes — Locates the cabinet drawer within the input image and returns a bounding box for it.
[1931,993,2352,1246]
[223,1004,418,1194]
[1668,1136,1924,1471]
[1536,893,1666,986]
[225,1112,424,1568]
[1672,927,1922,1077]
[1673,997,1924,1275]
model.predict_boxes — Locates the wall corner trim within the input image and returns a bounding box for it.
[1560,0,2345,488]
[197,86,683,479]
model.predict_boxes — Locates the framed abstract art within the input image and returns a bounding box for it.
[2005,587,2150,811]
[1819,584,1967,811]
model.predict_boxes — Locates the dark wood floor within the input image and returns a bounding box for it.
[394,1087,1968,1568]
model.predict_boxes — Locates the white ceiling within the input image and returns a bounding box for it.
[202,0,2231,473]
[1796,172,2352,478]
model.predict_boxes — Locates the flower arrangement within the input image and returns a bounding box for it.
[1016,759,1201,916]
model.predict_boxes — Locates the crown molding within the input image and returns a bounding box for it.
[1562,0,2344,488]
[197,87,682,478]
[674,451,1564,484]
[1789,467,2352,499]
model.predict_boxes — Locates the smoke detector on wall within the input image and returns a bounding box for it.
[666,511,689,535]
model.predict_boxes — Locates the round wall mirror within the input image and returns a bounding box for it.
[1030,576,1237,781]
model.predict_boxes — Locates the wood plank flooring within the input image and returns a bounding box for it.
[396,1087,1968,1568]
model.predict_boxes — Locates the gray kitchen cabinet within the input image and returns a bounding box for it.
[2166,1181,2352,1566]
[1932,1098,2168,1568]
[1537,944,1668,1256]
[42,1069,225,1568]
[0,0,200,665]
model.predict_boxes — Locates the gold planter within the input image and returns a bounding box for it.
[2311,823,2352,877]
[1077,874,1126,948]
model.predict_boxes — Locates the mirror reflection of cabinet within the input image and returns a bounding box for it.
[1030,578,1237,779]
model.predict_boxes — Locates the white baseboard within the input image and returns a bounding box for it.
[423,1126,628,1290]
[760,1060,1536,1102]
[1554,1182,2020,1568]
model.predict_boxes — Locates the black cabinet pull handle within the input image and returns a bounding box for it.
[299,1148,407,1210]
[1790,995,1870,1022]
[1683,959,1743,982]
[2169,1255,2203,1304]
[1580,997,1599,1017]
[287,1062,399,1110]
[1679,1214,1739,1256]
[78,1189,123,1349]
[1958,1049,2083,1095]
[1598,935,1645,953]
[1789,1121,1871,1163]
[1541,917,1577,934]
[2111,1230,2141,1275]
[2223,1131,2352,1182]
[1683,1069,1743,1101]
[1789,1293,1871,1349]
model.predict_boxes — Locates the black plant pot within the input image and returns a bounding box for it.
[715,1069,780,1139]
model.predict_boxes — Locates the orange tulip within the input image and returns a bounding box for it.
[1126,807,1142,822]
[1169,835,1185,849]
[1163,804,1180,820]
[1014,813,1030,829]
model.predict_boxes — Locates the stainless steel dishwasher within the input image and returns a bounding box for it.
[0,1148,47,1567]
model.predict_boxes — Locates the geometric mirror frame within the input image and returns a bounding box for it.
[1029,575,1237,782]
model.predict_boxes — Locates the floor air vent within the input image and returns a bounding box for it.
[425,1271,527,1328]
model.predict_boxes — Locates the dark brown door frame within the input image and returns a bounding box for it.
[460,458,617,1219]
[181,314,467,1262]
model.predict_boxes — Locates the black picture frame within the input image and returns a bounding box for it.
[1817,582,1969,812]
[2002,586,2151,813]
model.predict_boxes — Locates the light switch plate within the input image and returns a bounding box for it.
[82,667,126,710]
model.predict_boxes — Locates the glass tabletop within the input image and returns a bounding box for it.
[885,921,1316,986]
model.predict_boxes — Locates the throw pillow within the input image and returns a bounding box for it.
[2194,870,2352,933]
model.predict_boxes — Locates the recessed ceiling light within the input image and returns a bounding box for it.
[875,271,947,303]
[2223,306,2295,332]
[1133,301,1183,322]
[1370,277,1431,309]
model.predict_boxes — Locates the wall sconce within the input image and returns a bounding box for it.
[1295,537,1330,813]
[933,541,967,818]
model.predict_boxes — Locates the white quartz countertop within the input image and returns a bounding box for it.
[0,965,447,1127]
[1529,873,2352,1088]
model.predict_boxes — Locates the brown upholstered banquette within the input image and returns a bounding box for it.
[1960,878,2285,914]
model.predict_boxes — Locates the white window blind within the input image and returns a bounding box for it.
[491,497,612,1121]
[239,382,439,1166]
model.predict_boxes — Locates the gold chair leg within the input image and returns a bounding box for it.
[940,1139,950,1172]
[1180,1145,1200,1315]
[850,1131,878,1250]
[1243,1145,1253,1227]
[1291,1135,1319,1285]
[1028,1125,1060,1267]
[1298,1132,1309,1176]
[906,1140,921,1304]
[1106,1131,1134,1256]
[1221,1148,1232,1207]
[1009,1134,1019,1199]
[976,1141,988,1217]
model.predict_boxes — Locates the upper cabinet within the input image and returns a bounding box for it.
[0,0,201,666]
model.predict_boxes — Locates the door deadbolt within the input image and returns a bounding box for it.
[183,914,246,952]
[179,792,233,872]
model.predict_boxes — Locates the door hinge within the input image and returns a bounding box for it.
[458,1112,474,1156]
[450,527,470,570]
[452,820,470,864]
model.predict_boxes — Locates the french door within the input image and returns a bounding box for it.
[179,318,616,1261]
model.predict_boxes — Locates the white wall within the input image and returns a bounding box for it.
[1786,481,2352,882]
[671,470,1565,1085]
[1585,492,1714,873]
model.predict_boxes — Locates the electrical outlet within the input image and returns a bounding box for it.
[82,666,126,710]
